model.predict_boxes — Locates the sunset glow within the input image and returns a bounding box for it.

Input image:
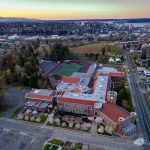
[0,0,150,20]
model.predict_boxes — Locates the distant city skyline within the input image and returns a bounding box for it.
[0,0,150,20]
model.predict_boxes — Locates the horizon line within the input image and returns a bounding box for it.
[0,16,150,21]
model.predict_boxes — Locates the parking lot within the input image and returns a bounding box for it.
[0,127,34,150]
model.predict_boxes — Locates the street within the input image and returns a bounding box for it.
[125,52,150,149]
[0,117,141,150]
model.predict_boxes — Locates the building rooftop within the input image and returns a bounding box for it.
[60,74,110,103]
[101,103,130,123]
[60,76,81,84]
[25,89,55,101]
[58,97,96,106]
[71,72,92,86]
[122,123,136,133]
[100,67,118,73]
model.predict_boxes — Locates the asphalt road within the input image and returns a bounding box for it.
[125,52,150,149]
[0,118,141,150]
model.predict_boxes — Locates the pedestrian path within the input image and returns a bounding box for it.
[91,121,97,137]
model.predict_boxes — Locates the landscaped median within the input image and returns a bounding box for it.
[43,139,83,150]
[18,113,48,124]
[47,117,91,133]
[97,124,113,136]
[11,107,22,117]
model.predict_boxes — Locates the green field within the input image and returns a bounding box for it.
[51,63,85,76]
[70,43,121,55]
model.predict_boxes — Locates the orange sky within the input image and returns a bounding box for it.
[0,0,150,20]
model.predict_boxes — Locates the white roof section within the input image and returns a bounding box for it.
[62,74,109,103]
[100,67,118,73]
[87,63,97,74]
[94,102,103,109]
[29,89,53,96]
[57,83,78,92]
[71,72,91,87]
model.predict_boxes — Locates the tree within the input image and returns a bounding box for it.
[50,43,71,61]
[141,49,146,59]
[102,47,106,56]
[117,88,126,105]
[114,79,126,93]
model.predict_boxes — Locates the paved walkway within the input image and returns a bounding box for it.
[91,121,97,137]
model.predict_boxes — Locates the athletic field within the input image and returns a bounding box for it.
[51,63,85,76]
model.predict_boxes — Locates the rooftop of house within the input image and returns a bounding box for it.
[25,89,55,101]
[101,103,130,123]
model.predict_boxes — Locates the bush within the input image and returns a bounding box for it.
[24,115,29,121]
[69,122,73,128]
[40,114,48,123]
[74,143,83,149]
[30,116,35,122]
[62,122,67,127]
[35,117,41,123]
[75,123,80,129]
[97,125,104,134]
[12,107,22,117]
[48,118,54,124]
[18,113,24,120]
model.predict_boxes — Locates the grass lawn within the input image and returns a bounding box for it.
[40,114,48,123]
[125,88,134,112]
[70,43,121,55]
[11,107,22,117]
[51,63,85,76]
[43,144,59,150]
[74,143,83,149]
[49,139,62,145]
[0,106,8,117]
[11,83,31,89]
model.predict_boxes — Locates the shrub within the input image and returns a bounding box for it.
[69,122,73,128]
[30,116,35,122]
[75,123,80,129]
[62,122,67,127]
[24,115,29,121]
[35,117,41,123]
[18,113,24,120]
[98,125,104,133]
